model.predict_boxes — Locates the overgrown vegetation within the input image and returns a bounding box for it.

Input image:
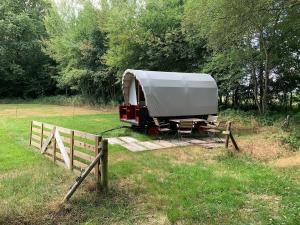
[220,109,300,151]
[1,0,299,109]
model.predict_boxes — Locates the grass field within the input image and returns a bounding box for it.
[1,104,300,225]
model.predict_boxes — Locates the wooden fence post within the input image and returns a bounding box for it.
[224,121,240,152]
[100,139,108,192]
[225,121,231,148]
[95,135,101,190]
[230,133,240,151]
[29,121,33,146]
[70,130,74,171]
[63,150,105,202]
[40,123,44,150]
[53,138,56,163]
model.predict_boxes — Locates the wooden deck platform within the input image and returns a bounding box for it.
[107,136,224,152]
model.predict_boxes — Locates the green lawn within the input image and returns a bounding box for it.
[1,104,300,225]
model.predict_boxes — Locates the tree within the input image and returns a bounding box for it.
[103,0,207,75]
[184,0,300,113]
[202,49,245,108]
[44,1,119,103]
[0,0,55,98]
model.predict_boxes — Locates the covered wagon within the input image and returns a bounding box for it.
[119,69,218,133]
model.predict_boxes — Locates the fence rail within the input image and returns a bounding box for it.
[29,120,107,190]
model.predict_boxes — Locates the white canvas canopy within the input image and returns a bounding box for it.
[122,69,218,117]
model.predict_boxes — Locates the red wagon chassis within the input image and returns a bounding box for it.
[119,104,209,135]
[119,104,151,127]
[119,104,140,125]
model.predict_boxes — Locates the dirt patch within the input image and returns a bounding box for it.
[133,213,170,225]
[272,152,300,168]
[238,136,290,161]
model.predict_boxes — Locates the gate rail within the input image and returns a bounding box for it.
[29,120,108,191]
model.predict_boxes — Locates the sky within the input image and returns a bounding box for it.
[53,0,101,10]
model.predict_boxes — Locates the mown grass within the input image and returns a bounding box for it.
[1,104,300,224]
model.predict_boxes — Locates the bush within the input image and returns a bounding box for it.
[281,130,300,151]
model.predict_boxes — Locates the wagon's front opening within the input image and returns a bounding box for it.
[119,78,149,126]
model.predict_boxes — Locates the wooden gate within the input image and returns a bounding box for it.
[29,121,107,190]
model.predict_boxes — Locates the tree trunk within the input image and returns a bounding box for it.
[283,91,287,111]
[259,64,263,110]
[262,47,270,114]
[225,93,229,107]
[235,88,239,108]
[290,92,293,109]
[219,93,223,106]
[251,64,261,113]
[262,69,269,113]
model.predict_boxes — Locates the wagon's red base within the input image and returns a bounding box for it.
[119,104,151,127]
[119,104,208,136]
[119,104,140,125]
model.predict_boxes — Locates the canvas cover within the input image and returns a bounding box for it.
[122,69,218,117]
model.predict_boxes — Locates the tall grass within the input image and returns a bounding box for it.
[220,109,300,151]
[0,95,120,107]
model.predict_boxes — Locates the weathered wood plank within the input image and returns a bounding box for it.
[138,141,161,150]
[230,133,240,151]
[95,136,101,189]
[70,131,74,171]
[74,150,94,162]
[60,135,71,144]
[55,130,70,169]
[100,139,108,191]
[74,140,95,152]
[45,148,54,155]
[53,137,56,163]
[32,121,42,127]
[122,142,147,152]
[29,121,33,146]
[40,123,44,150]
[74,130,95,140]
[31,121,100,178]
[45,154,67,168]
[31,140,40,149]
[43,130,51,136]
[225,121,231,149]
[73,159,89,170]
[107,137,126,145]
[119,136,138,143]
[55,151,64,161]
[44,131,70,144]
[43,123,55,130]
[32,127,41,134]
[31,134,40,142]
[63,152,101,202]
[152,140,177,148]
[41,127,55,153]
[56,126,72,134]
